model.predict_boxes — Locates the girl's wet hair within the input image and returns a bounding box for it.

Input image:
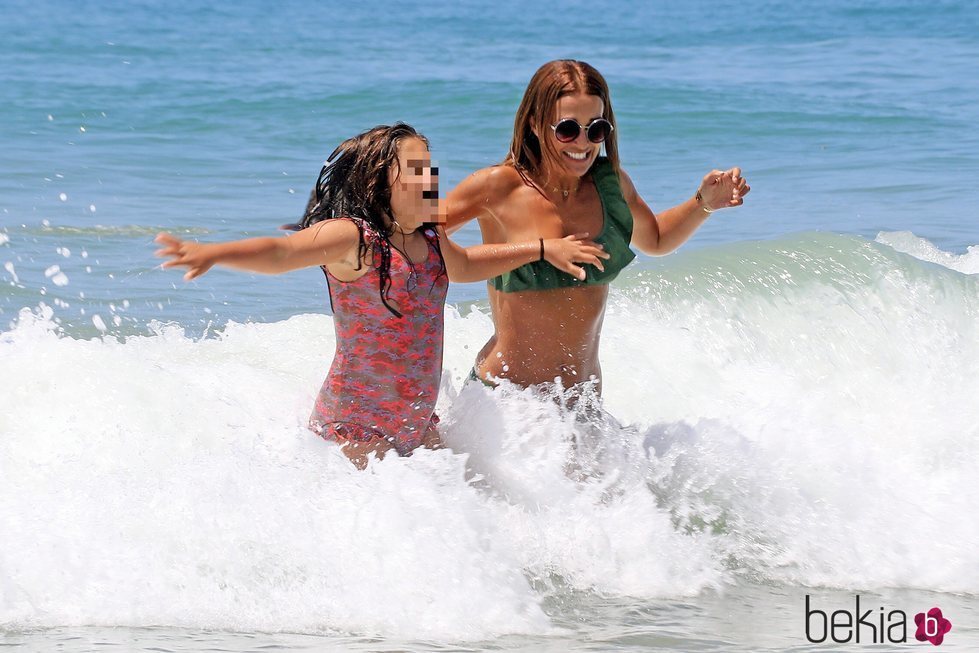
[298,122,445,317]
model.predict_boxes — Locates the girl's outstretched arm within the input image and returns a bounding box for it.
[436,226,609,283]
[155,220,362,280]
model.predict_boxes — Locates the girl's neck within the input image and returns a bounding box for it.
[388,219,419,236]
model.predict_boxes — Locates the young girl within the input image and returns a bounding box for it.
[156,123,607,468]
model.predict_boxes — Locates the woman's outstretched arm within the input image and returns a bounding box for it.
[627,167,750,255]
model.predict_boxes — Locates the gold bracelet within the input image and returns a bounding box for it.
[695,190,715,215]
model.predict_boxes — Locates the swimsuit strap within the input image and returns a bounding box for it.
[320,215,387,313]
[322,219,446,315]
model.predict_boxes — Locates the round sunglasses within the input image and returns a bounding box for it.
[550,117,614,144]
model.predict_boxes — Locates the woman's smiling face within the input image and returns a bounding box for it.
[541,93,606,178]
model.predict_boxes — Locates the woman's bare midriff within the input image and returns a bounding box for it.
[474,283,609,391]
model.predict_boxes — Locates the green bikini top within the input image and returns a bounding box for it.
[490,156,636,293]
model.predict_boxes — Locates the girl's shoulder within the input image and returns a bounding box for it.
[331,215,385,247]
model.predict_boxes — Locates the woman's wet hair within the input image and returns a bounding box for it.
[503,60,620,185]
[298,122,445,317]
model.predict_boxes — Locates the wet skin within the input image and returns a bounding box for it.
[448,91,749,392]
[449,94,613,391]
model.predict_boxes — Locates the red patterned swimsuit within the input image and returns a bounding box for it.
[310,218,448,456]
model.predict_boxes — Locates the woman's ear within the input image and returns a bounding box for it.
[530,115,541,141]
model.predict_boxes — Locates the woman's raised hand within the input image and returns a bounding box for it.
[543,233,610,280]
[154,232,215,280]
[696,167,751,212]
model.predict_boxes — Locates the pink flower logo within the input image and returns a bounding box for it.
[914,607,952,646]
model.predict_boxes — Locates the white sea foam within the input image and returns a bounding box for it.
[1,234,977,638]
[876,230,979,274]
[0,311,549,639]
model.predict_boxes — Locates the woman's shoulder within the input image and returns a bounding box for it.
[446,164,530,228]
[484,163,525,184]
[456,164,526,199]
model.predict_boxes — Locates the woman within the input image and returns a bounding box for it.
[446,60,749,392]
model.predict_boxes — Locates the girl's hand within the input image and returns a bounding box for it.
[154,232,215,280]
[543,233,610,281]
[696,167,751,212]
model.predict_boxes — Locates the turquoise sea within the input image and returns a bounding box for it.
[2,1,978,650]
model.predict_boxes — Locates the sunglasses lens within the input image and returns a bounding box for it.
[587,119,612,143]
[554,119,580,143]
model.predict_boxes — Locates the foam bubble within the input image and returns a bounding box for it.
[43,265,69,285]
[5,261,20,283]
[52,272,69,286]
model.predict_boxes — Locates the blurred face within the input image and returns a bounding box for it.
[388,137,443,231]
[537,93,605,179]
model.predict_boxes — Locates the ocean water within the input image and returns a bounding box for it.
[2,0,978,651]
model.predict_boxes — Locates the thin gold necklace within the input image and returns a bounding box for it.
[552,181,580,199]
